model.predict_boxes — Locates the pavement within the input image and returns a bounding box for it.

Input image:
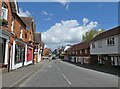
[20,59,119,88]
[2,60,45,87]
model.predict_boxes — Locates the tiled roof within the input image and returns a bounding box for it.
[21,17,36,32]
[67,41,90,52]
[92,26,120,42]
[12,12,26,28]
[34,32,41,43]
[21,17,33,27]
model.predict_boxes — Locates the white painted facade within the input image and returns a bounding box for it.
[90,34,120,66]
[37,48,42,63]
[90,35,119,55]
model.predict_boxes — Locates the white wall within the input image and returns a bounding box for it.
[37,48,41,63]
[90,35,119,55]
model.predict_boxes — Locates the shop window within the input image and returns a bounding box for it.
[0,38,6,63]
[15,45,25,63]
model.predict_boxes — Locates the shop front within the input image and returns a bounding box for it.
[0,30,10,68]
[110,55,120,66]
[24,44,33,66]
[11,39,25,70]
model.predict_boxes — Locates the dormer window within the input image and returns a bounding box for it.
[1,2,8,20]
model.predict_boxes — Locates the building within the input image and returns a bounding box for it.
[21,17,36,66]
[0,0,17,68]
[66,41,91,64]
[9,12,27,70]
[90,26,120,66]
[43,48,52,56]
[34,32,43,63]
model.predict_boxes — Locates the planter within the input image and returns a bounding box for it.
[0,18,8,27]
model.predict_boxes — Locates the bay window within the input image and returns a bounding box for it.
[1,2,8,20]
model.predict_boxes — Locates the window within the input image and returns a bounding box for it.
[85,49,87,54]
[107,37,115,46]
[11,17,14,33]
[15,45,25,63]
[72,51,75,54]
[25,34,27,39]
[98,40,102,48]
[20,30,23,39]
[80,50,82,54]
[1,2,8,20]
[76,51,78,55]
[92,42,95,48]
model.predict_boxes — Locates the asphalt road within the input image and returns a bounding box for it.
[20,59,118,87]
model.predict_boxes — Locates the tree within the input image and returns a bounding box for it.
[82,29,105,42]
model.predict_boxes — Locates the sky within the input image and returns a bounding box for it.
[18,2,119,50]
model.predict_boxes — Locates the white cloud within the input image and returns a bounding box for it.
[55,0,69,10]
[83,18,89,25]
[42,11,53,16]
[42,11,48,16]
[43,18,52,21]
[18,8,31,17]
[42,18,98,50]
[55,0,68,5]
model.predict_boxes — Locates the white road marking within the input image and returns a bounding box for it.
[57,67,61,72]
[48,65,52,68]
[57,66,72,86]
[61,73,72,86]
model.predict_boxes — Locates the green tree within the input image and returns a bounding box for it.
[82,29,104,42]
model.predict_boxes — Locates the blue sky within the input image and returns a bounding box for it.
[18,2,118,32]
[18,2,119,50]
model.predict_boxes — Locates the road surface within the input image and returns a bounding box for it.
[20,59,118,87]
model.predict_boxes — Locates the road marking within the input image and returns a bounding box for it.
[57,66,72,86]
[57,67,61,72]
[48,65,52,68]
[61,73,72,86]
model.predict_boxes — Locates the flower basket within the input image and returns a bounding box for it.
[0,18,8,26]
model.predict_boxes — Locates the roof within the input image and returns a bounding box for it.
[12,12,26,28]
[92,26,120,42]
[21,17,33,27]
[10,1,17,13]
[66,41,90,52]
[34,32,41,43]
[10,2,16,13]
[21,17,36,32]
